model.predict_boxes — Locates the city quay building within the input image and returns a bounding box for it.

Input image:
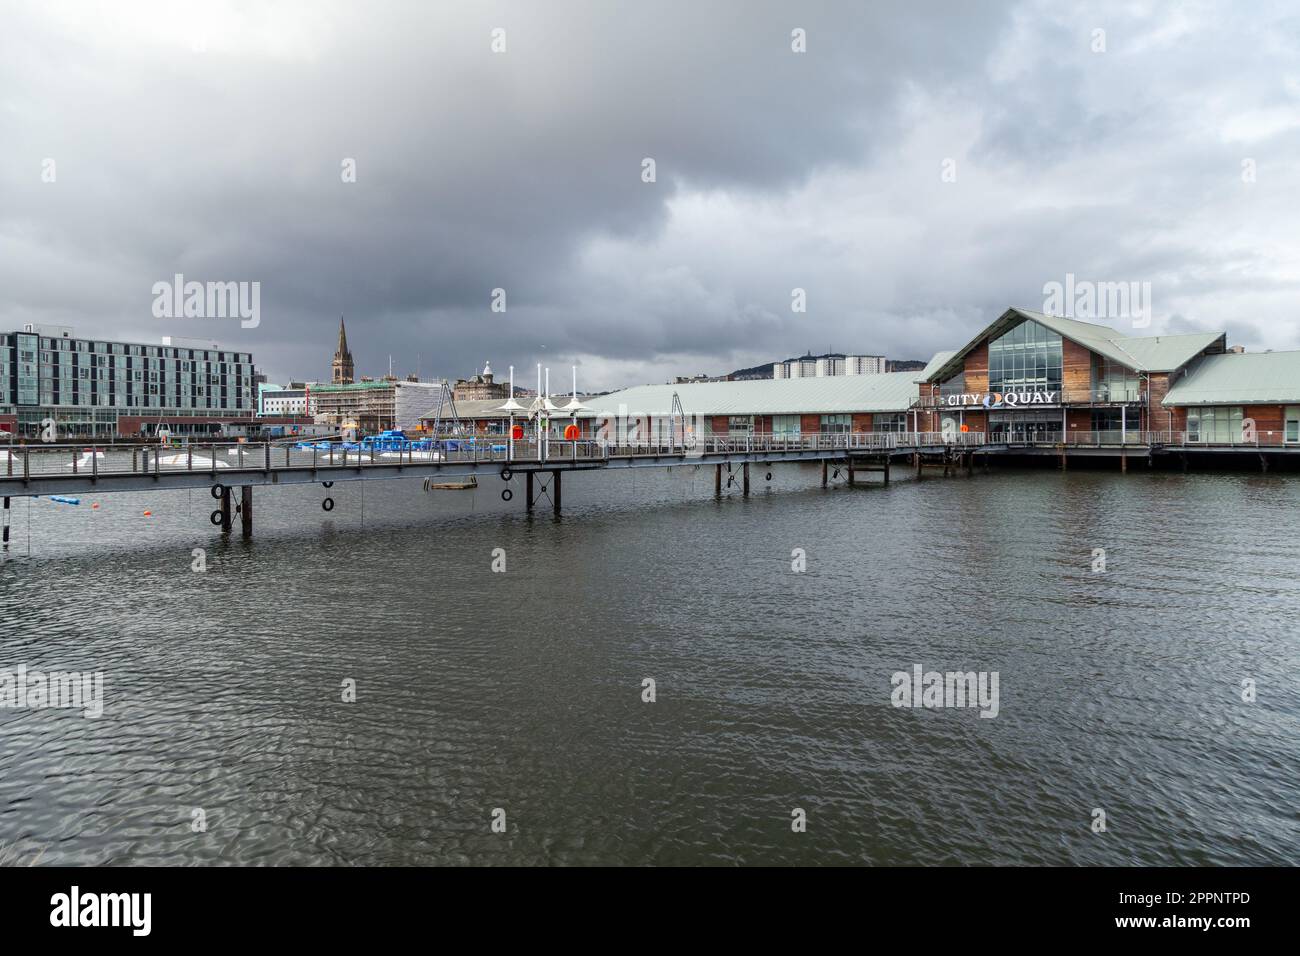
[435,307,1300,452]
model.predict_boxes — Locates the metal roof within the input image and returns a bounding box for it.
[1163,351,1300,406]
[925,308,1224,380]
[583,371,921,419]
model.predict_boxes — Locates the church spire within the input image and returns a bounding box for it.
[332,314,355,384]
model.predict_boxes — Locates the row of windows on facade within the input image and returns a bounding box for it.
[8,352,252,375]
[4,336,250,363]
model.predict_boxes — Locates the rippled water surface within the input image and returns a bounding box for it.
[1,463,1297,865]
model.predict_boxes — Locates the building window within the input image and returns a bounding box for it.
[727,416,753,436]
[988,319,1062,394]
[1187,406,1243,443]
[1287,407,1300,444]
[820,414,851,433]
[873,413,907,432]
[771,414,801,437]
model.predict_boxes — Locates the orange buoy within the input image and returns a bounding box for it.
[92,503,100,509]
[511,424,524,440]
[142,510,152,516]
[564,424,579,440]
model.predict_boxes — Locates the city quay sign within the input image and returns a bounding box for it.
[945,391,1059,408]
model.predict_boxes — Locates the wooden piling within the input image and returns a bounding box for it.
[220,485,232,534]
[715,463,722,496]
[240,486,252,539]
[821,460,828,488]
[553,470,562,514]
[742,462,750,496]
[526,471,535,512]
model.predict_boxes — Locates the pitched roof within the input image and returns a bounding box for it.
[583,371,920,418]
[1163,351,1300,406]
[925,308,1224,380]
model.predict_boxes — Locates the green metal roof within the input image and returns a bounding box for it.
[925,308,1224,381]
[1163,351,1300,406]
[584,371,921,419]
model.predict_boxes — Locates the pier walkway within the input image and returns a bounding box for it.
[2,431,1295,537]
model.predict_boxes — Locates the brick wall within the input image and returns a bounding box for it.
[852,413,873,432]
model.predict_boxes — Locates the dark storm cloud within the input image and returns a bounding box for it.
[2,0,1299,389]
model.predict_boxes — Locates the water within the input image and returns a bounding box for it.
[1,463,1297,865]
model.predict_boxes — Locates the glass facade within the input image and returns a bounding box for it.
[988,320,1063,393]
[873,413,908,432]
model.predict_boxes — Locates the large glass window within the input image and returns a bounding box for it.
[727,416,753,437]
[820,414,851,433]
[1187,406,1243,443]
[873,413,908,432]
[988,319,1062,393]
[1287,407,1300,444]
[771,414,801,437]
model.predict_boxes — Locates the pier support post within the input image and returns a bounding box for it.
[848,458,855,486]
[220,485,232,534]
[240,486,253,539]
[553,470,562,515]
[1060,452,1067,471]
[742,463,750,496]
[821,460,828,488]
[715,463,722,497]
[882,458,890,485]
[1121,453,1127,474]
[2,496,9,547]
[965,453,973,477]
[526,471,535,512]
[1260,453,1269,474]
[915,453,922,479]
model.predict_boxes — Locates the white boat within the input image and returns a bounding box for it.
[378,450,442,460]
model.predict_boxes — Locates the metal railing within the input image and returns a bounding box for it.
[9,428,1298,483]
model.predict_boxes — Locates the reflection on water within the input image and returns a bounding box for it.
[1,464,1297,865]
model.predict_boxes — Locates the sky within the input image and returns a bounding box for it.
[3,0,1300,390]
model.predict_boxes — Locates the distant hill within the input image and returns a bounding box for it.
[727,354,928,380]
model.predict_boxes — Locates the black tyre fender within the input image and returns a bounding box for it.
[322,497,335,512]
[209,509,223,526]
[210,483,225,499]
[501,488,513,502]
[500,466,513,482]
[322,480,334,489]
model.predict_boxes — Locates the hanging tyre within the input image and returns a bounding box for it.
[322,480,334,489]
[765,472,772,481]
[500,466,513,482]
[501,488,513,501]
[322,497,335,512]
[209,509,223,526]
[210,483,225,499]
